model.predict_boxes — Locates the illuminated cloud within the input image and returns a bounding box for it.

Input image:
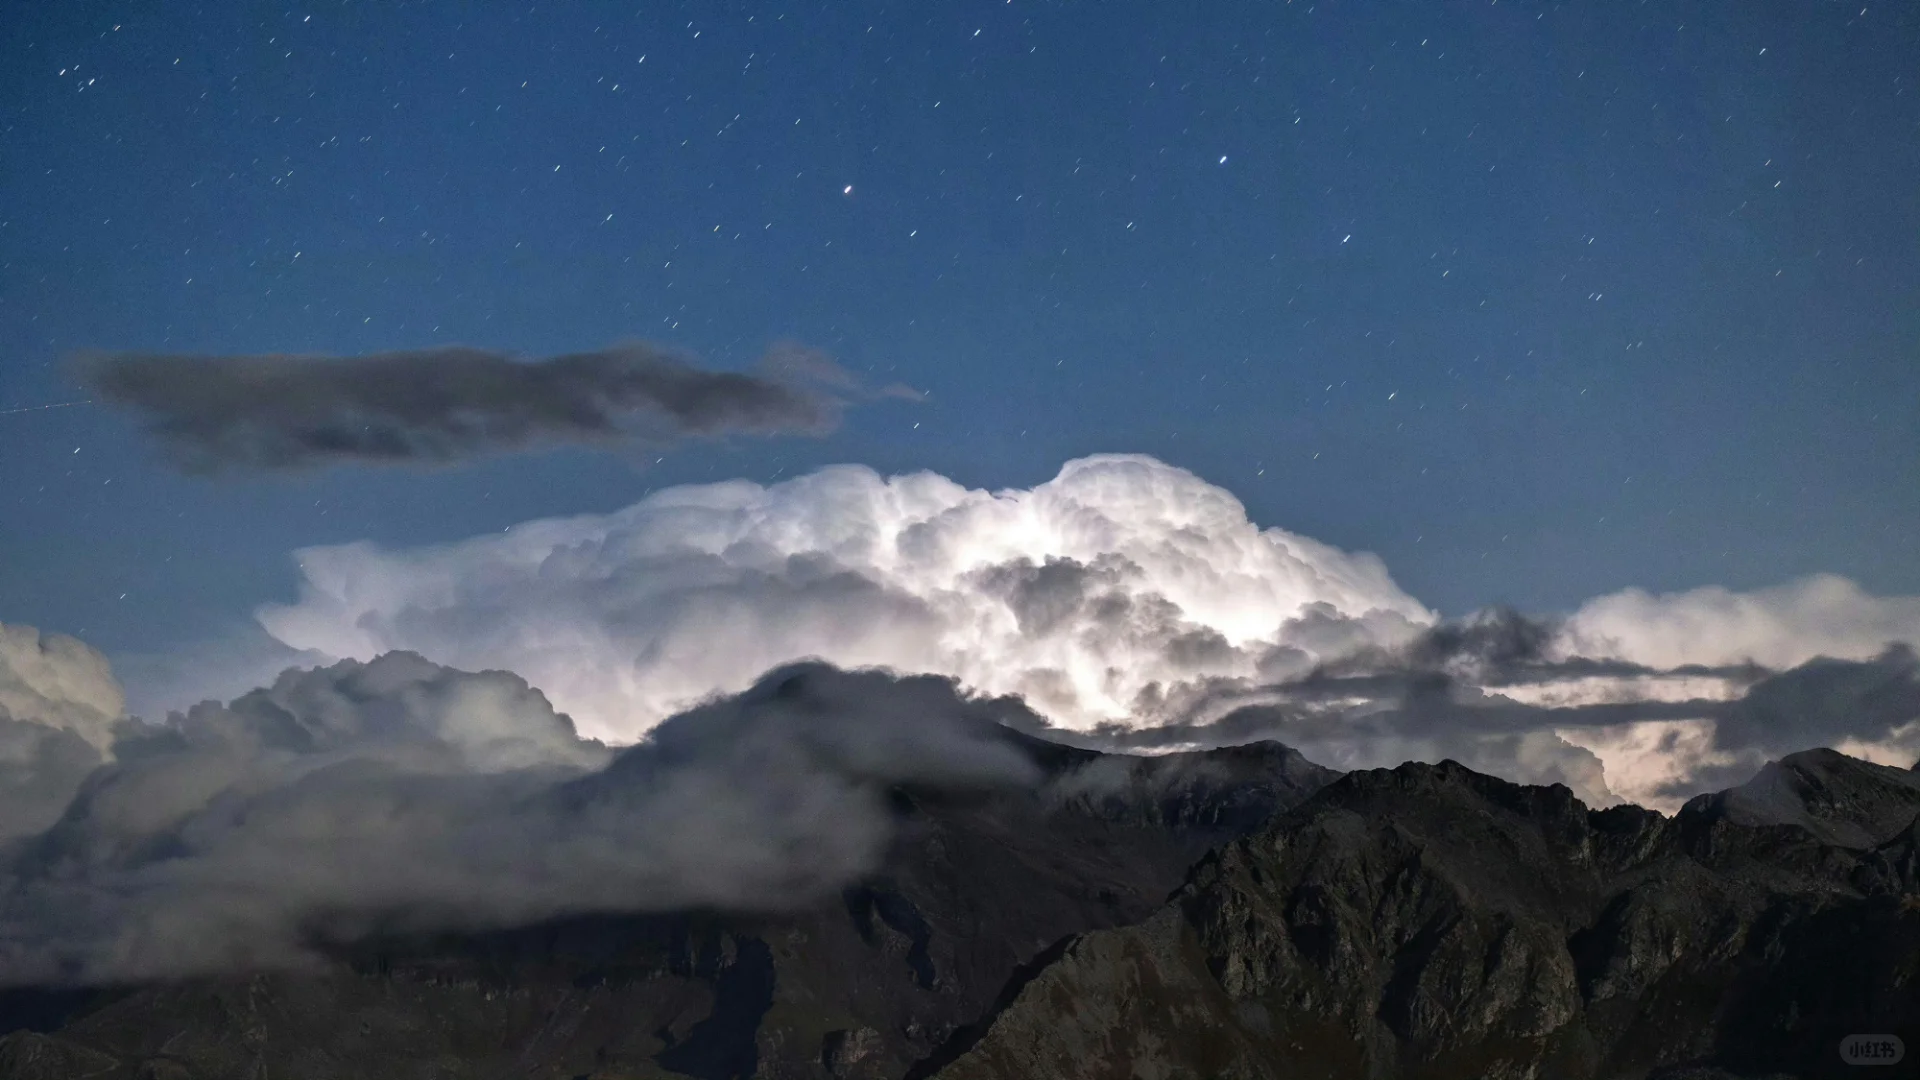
[258,454,1435,742]
[0,621,124,752]
[98,453,1904,810]
[0,623,123,840]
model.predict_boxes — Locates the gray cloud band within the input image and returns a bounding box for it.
[1087,625,1920,807]
[75,341,911,472]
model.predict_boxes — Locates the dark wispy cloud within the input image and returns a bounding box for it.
[75,340,912,472]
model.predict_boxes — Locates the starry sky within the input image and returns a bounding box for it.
[2,0,1916,669]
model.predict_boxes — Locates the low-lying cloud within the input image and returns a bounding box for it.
[7,624,1911,986]
[227,454,1920,810]
[0,652,1037,985]
[77,340,911,472]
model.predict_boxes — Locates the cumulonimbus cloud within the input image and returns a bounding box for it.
[75,340,913,472]
[255,453,1435,743]
[235,454,1920,810]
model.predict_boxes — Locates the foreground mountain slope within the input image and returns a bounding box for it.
[928,750,1920,1080]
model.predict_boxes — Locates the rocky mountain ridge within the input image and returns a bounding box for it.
[0,738,1915,1080]
[931,748,1920,1080]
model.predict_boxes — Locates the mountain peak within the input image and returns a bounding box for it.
[1685,746,1920,849]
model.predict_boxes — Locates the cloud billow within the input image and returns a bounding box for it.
[0,651,1037,985]
[231,454,1920,810]
[0,623,126,841]
[76,341,903,472]
[252,454,1436,743]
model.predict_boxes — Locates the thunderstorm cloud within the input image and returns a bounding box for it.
[228,454,1920,809]
[254,453,1436,742]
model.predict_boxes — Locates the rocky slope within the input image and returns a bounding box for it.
[929,750,1920,1080]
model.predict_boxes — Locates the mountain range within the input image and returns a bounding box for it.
[1,718,1916,1080]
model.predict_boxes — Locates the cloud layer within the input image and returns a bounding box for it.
[0,653,1037,985]
[77,341,904,472]
[238,454,1920,809]
[6,618,1912,985]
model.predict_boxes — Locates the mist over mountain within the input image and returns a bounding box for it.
[0,630,1916,1078]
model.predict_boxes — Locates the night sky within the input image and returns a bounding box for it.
[3,0,1917,675]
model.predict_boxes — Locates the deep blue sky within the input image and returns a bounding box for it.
[2,0,1916,662]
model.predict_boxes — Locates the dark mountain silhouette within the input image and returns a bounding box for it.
[929,749,1920,1080]
[1,737,1916,1080]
